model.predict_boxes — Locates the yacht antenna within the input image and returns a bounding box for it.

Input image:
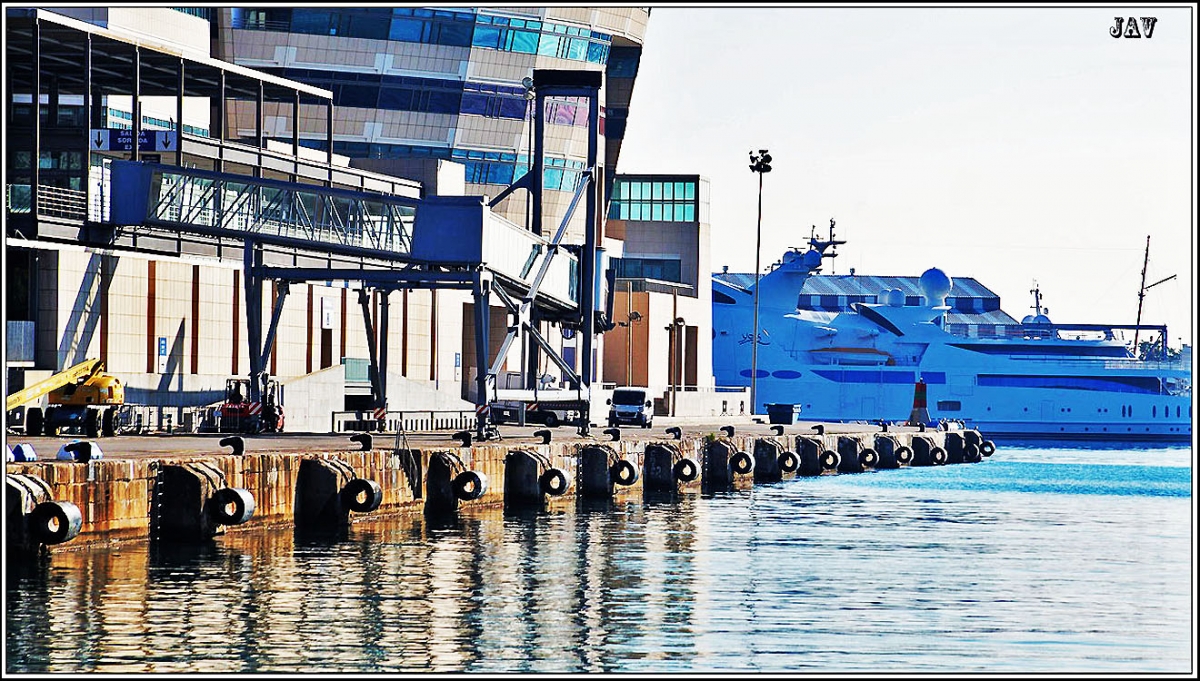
[1030,281,1045,317]
[1133,234,1177,349]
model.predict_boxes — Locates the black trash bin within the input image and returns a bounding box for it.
[765,403,801,425]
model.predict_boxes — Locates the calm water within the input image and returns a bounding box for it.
[6,444,1193,674]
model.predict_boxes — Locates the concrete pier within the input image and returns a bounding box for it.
[5,425,991,552]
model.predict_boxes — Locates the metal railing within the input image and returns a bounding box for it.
[332,410,476,434]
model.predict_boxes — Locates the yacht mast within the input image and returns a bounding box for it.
[1133,234,1178,353]
[1134,235,1150,349]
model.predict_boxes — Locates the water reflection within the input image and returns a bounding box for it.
[6,450,1193,674]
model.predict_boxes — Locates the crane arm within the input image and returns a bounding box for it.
[5,359,102,412]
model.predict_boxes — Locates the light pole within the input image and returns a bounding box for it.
[748,149,772,416]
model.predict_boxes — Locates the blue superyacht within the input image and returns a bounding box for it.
[712,222,1192,442]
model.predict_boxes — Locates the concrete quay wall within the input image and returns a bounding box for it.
[6,428,989,551]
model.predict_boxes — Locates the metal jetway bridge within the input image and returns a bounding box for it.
[108,70,609,439]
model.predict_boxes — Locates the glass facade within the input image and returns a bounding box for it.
[613,257,682,283]
[229,8,611,66]
[609,178,697,222]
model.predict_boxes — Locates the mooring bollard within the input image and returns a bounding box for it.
[151,462,255,543]
[534,429,552,445]
[58,441,104,463]
[219,435,245,456]
[665,426,682,440]
[349,433,372,451]
[603,428,621,442]
[452,430,472,447]
[770,425,785,436]
[720,425,735,438]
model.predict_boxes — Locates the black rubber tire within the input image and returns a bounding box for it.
[778,451,799,473]
[819,451,840,471]
[539,467,569,496]
[610,459,639,486]
[543,413,559,428]
[980,440,996,457]
[731,451,754,475]
[860,448,878,468]
[42,407,57,436]
[208,487,256,525]
[341,478,383,513]
[29,501,84,545]
[452,471,488,501]
[896,446,913,465]
[84,409,100,439]
[26,408,43,437]
[965,443,981,462]
[931,447,947,466]
[101,407,116,437]
[673,458,699,483]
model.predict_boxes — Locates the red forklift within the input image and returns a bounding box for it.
[218,377,284,433]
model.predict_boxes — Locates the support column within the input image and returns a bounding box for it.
[473,273,492,440]
[30,18,40,214]
[243,241,264,405]
[379,289,390,409]
[131,46,141,162]
[359,288,383,411]
[175,59,185,166]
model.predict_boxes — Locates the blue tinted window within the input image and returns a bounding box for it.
[684,204,695,221]
[674,204,685,221]
[567,38,587,61]
[488,163,514,185]
[338,85,378,108]
[586,42,608,64]
[473,25,501,48]
[651,203,663,221]
[544,168,563,190]
[607,46,641,78]
[434,20,473,47]
[347,12,390,39]
[388,18,423,41]
[538,34,560,57]
[684,183,695,200]
[292,10,333,34]
[510,30,539,54]
[460,92,488,116]
[499,97,527,119]
[428,89,463,114]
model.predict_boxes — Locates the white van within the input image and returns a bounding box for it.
[607,387,654,429]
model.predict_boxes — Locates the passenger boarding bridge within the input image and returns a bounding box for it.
[7,10,609,439]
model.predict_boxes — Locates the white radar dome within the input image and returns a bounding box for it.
[802,249,822,270]
[919,268,952,306]
[887,288,905,307]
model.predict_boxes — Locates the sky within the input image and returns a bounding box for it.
[618,5,1196,350]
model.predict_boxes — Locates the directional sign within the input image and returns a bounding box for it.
[89,129,178,153]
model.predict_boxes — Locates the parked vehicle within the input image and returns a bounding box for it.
[6,358,124,438]
[607,387,654,429]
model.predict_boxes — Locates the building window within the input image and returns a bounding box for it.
[614,258,682,283]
